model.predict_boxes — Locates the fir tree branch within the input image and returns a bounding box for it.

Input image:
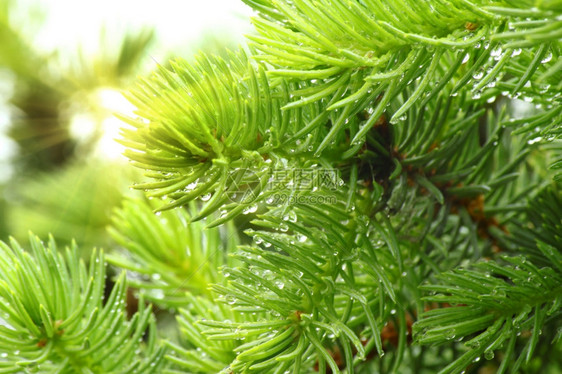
[108,197,239,307]
[414,184,562,374]
[0,235,166,373]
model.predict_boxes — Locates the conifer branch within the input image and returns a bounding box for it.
[3,0,556,373]
[0,235,166,373]
[414,184,562,374]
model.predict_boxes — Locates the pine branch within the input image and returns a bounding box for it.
[0,235,166,373]
[108,197,239,307]
[119,50,282,218]
[159,197,413,373]
[244,0,560,140]
[119,1,561,225]
[414,184,562,374]
[88,0,562,372]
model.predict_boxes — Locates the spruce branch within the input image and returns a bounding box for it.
[108,197,239,307]
[414,184,562,374]
[164,294,249,374]
[102,0,562,372]
[118,50,326,221]
[244,0,561,148]
[0,235,166,373]
[161,198,412,373]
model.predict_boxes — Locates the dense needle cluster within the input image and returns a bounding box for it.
[0,1,561,373]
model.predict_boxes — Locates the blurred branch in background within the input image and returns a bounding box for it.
[0,0,251,247]
[1,0,155,172]
[0,0,154,248]
[4,161,138,253]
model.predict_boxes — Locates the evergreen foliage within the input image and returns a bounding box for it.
[0,235,165,373]
[1,0,561,373]
[6,162,134,251]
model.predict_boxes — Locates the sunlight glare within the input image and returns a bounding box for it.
[69,88,137,161]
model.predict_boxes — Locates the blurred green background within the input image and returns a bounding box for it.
[0,0,251,251]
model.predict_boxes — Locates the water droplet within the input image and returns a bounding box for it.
[200,193,212,202]
[541,52,552,64]
[227,296,237,305]
[538,84,551,94]
[284,211,297,222]
[243,205,258,214]
[151,290,164,300]
[473,72,484,80]
[490,47,502,60]
[297,234,308,243]
[528,137,542,145]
